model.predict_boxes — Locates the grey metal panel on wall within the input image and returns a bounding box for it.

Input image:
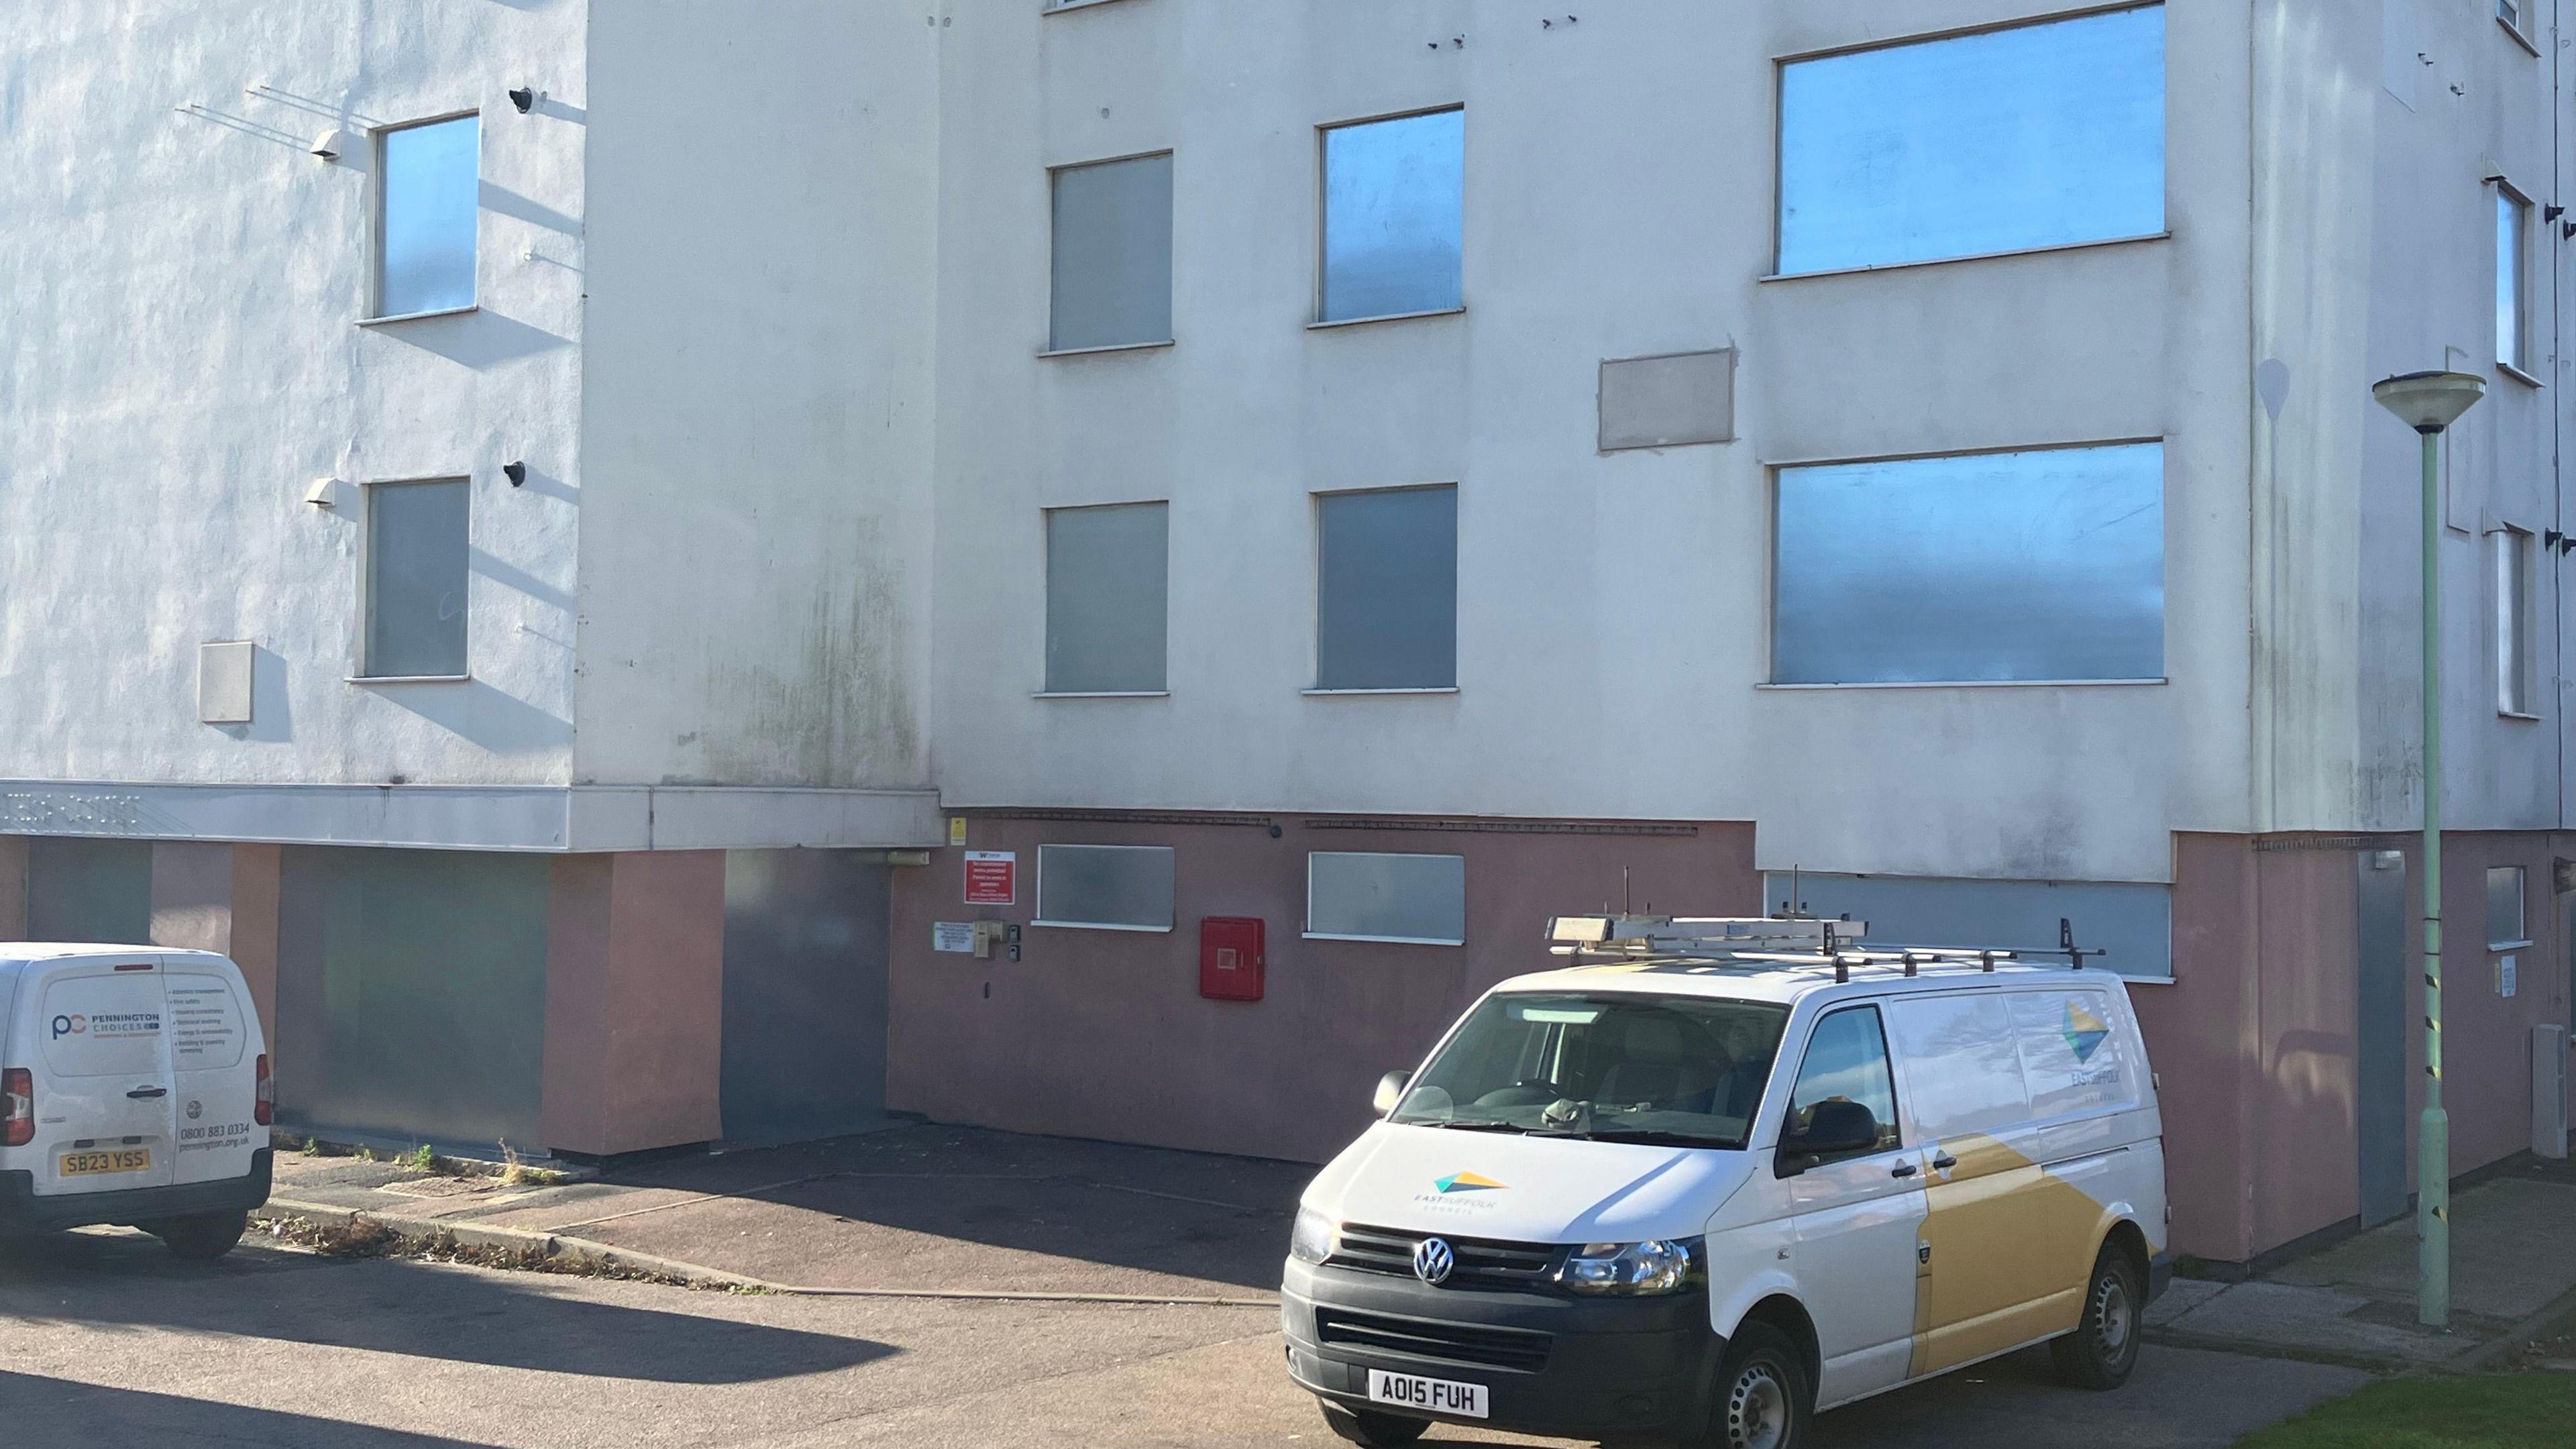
[2356,849,2409,1228]
[722,850,890,1144]
[274,846,549,1149]
[1599,349,1735,451]
[25,837,152,943]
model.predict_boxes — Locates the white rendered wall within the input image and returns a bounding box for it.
[576,2,939,793]
[0,0,587,791]
[926,0,2257,885]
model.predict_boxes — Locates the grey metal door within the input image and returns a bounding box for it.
[2356,849,2409,1227]
[719,850,890,1144]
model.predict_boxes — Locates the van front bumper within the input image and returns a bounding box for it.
[1282,1258,1721,1446]
[0,1149,272,1231]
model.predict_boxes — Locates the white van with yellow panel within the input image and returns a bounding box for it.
[0,945,274,1259]
[1282,917,2168,1449]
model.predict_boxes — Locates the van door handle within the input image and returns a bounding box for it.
[1931,1153,1957,1171]
[126,1087,167,1099]
[1889,1161,1918,1179]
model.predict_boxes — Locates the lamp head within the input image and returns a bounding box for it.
[2371,370,2486,433]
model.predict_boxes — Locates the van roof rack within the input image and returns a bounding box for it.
[1542,914,2106,985]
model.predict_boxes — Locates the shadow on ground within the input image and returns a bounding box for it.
[0,1232,895,1383]
[0,1371,502,1449]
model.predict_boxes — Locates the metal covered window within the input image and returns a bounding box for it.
[1315,486,1456,690]
[1777,5,2165,275]
[364,480,470,678]
[1320,109,1464,322]
[1049,152,1173,352]
[2498,188,2532,373]
[1044,502,1168,693]
[376,115,480,318]
[2488,866,2530,949]
[1772,442,2165,684]
[2498,527,2535,715]
[1034,844,1175,931]
[1764,871,2175,981]
[1307,852,1466,945]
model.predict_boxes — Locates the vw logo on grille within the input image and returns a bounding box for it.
[1412,1236,1456,1286]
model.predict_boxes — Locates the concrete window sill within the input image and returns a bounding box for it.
[1045,0,1136,13]
[2500,710,2542,722]
[1030,920,1173,934]
[2500,16,2542,57]
[1756,678,2167,691]
[1301,687,1459,696]
[346,674,472,685]
[1303,932,1465,947]
[360,304,480,328]
[1032,690,1169,699]
[1308,307,1466,331]
[2498,360,2544,389]
[1761,231,2171,284]
[1037,339,1174,359]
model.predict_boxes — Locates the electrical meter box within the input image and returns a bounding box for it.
[1199,916,1265,1002]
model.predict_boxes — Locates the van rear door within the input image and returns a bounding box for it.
[165,961,261,1185]
[32,957,176,1195]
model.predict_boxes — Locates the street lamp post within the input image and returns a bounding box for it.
[2369,369,2485,1330]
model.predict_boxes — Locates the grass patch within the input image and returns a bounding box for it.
[2233,1373,2576,1448]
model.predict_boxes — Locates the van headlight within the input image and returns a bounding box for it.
[1289,1207,1338,1265]
[1560,1238,1697,1295]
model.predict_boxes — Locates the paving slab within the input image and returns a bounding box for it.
[2269,1178,2576,1321]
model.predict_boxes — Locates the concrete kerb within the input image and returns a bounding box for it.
[2448,1277,2576,1373]
[254,1198,1282,1309]
[2145,1280,2576,1377]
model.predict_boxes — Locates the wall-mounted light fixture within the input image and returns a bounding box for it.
[502,461,527,488]
[508,87,537,114]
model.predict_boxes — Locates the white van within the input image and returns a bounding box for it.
[1283,917,2169,1449]
[1,945,274,1259]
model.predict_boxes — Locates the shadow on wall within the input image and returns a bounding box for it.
[366,680,570,753]
[367,309,570,368]
[480,180,580,237]
[0,1234,896,1385]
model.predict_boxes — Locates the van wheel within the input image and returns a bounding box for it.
[2050,1243,2143,1390]
[1318,1403,1428,1448]
[1707,1321,1812,1449]
[152,1210,249,1262]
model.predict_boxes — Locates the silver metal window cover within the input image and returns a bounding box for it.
[1315,105,1465,326]
[1305,851,1466,946]
[369,111,480,323]
[2487,865,2532,951]
[2495,180,2537,380]
[356,476,471,683]
[1032,843,1175,932]
[1046,149,1174,355]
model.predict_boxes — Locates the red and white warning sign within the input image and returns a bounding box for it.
[963,850,1016,906]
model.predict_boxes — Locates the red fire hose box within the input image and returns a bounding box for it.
[1199,916,1265,1002]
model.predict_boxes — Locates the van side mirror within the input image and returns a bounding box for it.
[1776,1099,1880,1176]
[1373,1070,1413,1116]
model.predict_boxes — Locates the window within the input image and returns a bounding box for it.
[2498,188,2532,374]
[2499,1,2526,33]
[1315,486,1456,690]
[2489,866,2530,949]
[1387,991,1791,1147]
[2010,991,2137,1119]
[376,115,479,318]
[1772,442,2165,685]
[1319,109,1464,322]
[1049,152,1173,352]
[1307,851,1466,945]
[1785,1007,1901,1156]
[2496,527,2535,715]
[1764,871,2175,981]
[1044,502,1168,692]
[1034,844,1174,930]
[364,480,470,678]
[1777,5,2165,274]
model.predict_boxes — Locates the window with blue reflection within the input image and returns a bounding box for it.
[1320,109,1463,322]
[378,115,480,317]
[2497,189,2529,370]
[1772,443,2165,684]
[1778,5,2164,274]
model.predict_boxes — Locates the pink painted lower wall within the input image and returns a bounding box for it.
[539,851,727,1157]
[888,812,1758,1165]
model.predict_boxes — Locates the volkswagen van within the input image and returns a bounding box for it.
[1,945,274,1259]
[1281,917,2169,1449]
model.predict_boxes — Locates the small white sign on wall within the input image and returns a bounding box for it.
[2498,954,2518,999]
[932,921,976,955]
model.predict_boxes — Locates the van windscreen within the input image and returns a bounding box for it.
[1390,992,1789,1148]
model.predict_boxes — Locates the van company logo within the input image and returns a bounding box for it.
[2061,1000,2112,1063]
[51,1014,85,1038]
[53,1011,158,1040]
[1434,1172,1506,1195]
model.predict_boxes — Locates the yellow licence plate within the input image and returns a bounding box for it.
[60,1149,150,1177]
